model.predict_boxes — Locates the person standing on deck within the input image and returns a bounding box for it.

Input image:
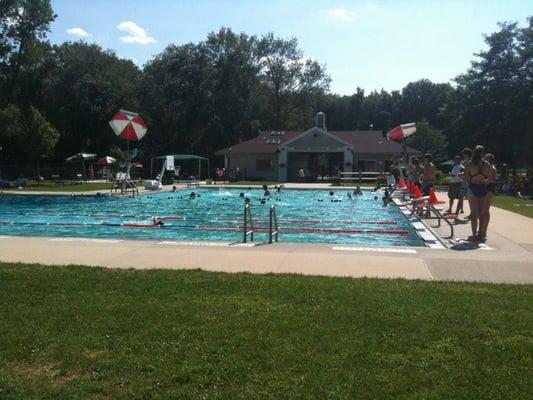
[460,148,473,220]
[408,157,422,188]
[464,145,492,242]
[447,156,465,215]
[421,153,436,195]
[298,168,305,182]
[480,153,497,242]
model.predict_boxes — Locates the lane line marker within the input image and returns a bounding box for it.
[49,238,122,244]
[158,241,258,248]
[332,246,417,254]
[158,241,230,247]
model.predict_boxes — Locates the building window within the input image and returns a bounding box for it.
[356,160,378,172]
[366,160,377,171]
[256,159,273,171]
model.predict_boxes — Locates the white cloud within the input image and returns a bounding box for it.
[116,21,156,44]
[326,8,353,21]
[66,27,90,37]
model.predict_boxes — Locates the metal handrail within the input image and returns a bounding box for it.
[269,204,279,244]
[428,205,454,238]
[243,203,254,243]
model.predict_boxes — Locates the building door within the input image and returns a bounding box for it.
[287,152,343,182]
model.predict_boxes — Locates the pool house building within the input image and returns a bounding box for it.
[215,112,421,182]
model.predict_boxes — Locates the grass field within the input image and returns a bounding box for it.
[492,194,533,218]
[8,182,112,192]
[1,264,532,399]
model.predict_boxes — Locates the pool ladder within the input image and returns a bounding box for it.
[242,203,279,244]
[243,203,254,243]
[268,204,279,244]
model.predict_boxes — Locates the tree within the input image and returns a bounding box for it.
[24,105,59,176]
[141,42,215,156]
[0,0,56,105]
[400,79,453,129]
[442,18,532,169]
[0,104,58,174]
[42,42,142,159]
[0,104,24,164]
[405,120,448,162]
[256,33,330,129]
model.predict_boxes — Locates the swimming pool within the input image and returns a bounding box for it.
[0,188,425,247]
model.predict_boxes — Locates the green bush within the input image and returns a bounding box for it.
[437,175,452,186]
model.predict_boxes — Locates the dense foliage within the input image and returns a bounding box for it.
[0,1,531,178]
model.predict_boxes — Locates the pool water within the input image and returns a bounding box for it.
[0,188,424,247]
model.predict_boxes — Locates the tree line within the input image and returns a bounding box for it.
[0,0,531,179]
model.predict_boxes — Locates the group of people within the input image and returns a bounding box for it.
[408,153,437,196]
[408,146,497,242]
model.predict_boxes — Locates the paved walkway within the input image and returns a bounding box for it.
[1,186,532,284]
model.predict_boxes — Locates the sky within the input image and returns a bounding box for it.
[48,0,532,95]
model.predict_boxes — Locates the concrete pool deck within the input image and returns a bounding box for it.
[1,186,532,284]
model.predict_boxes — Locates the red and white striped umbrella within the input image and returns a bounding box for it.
[109,110,147,141]
[97,156,116,166]
[386,123,416,141]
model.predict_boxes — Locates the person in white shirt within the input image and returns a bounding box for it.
[447,156,464,215]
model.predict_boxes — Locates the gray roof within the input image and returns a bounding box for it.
[215,130,421,156]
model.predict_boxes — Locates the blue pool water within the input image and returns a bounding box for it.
[0,188,424,246]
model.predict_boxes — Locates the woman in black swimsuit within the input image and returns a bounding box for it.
[465,145,492,242]
[480,154,497,242]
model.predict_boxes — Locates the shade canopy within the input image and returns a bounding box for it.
[150,154,210,180]
[109,109,147,141]
[440,160,455,166]
[386,123,417,142]
[97,156,116,166]
[65,153,97,162]
[151,154,209,161]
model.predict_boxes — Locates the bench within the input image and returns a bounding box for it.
[50,174,64,184]
[338,171,382,183]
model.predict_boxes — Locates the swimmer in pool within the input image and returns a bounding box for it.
[189,192,196,199]
[239,192,245,197]
[354,186,363,196]
[382,189,392,206]
[172,186,177,192]
[329,191,334,196]
[152,216,164,226]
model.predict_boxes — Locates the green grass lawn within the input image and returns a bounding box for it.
[492,194,533,218]
[1,264,532,399]
[11,182,112,192]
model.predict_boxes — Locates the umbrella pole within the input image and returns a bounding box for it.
[122,140,130,194]
[400,141,408,183]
